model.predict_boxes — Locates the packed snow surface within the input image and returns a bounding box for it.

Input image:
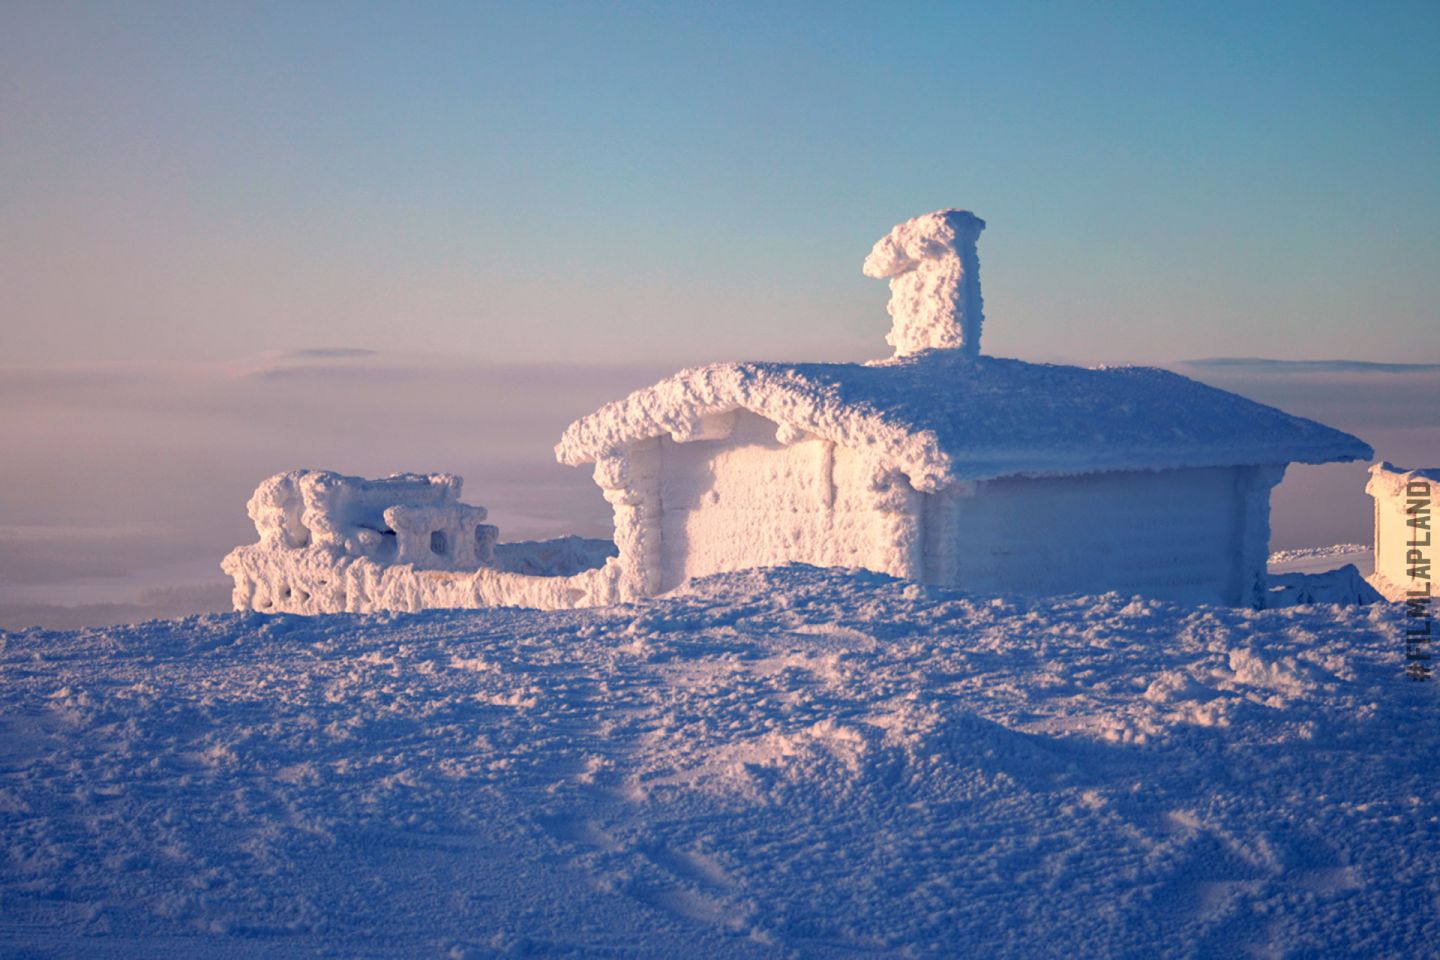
[556,353,1373,490]
[2,567,1434,958]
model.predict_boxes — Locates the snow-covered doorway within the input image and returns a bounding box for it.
[651,411,906,592]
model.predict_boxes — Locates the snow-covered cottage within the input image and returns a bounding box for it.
[224,209,1371,614]
[556,211,1369,606]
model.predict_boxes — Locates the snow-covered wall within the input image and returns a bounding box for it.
[648,411,918,592]
[1366,462,1437,601]
[223,540,621,614]
[599,411,1281,606]
[923,465,1283,606]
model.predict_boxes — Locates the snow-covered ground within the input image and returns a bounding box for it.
[2,566,1434,958]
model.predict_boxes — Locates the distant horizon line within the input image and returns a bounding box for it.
[7,352,1440,381]
[1179,357,1440,373]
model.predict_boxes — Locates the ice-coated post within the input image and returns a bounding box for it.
[863,209,986,358]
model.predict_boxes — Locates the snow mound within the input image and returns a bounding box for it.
[1268,564,1384,607]
[492,535,617,577]
[2,566,1432,958]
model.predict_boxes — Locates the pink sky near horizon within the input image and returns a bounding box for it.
[3,1,1439,625]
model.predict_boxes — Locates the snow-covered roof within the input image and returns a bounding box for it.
[1366,460,1440,499]
[555,352,1372,491]
[1370,461,1440,483]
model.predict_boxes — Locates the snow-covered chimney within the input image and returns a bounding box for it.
[863,209,986,359]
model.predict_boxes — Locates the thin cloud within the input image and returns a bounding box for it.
[1183,357,1440,374]
[285,347,379,359]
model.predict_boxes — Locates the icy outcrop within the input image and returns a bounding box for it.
[222,470,622,615]
[863,209,986,358]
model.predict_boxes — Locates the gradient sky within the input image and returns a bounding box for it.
[4,0,1438,369]
[3,1,1440,624]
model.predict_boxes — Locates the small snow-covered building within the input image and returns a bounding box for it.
[555,210,1370,607]
[224,208,1371,614]
[555,356,1369,607]
[1366,462,1437,601]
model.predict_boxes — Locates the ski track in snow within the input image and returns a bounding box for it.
[1,565,1436,958]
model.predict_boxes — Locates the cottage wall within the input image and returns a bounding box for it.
[922,465,1282,605]
[641,411,918,592]
[604,411,1283,605]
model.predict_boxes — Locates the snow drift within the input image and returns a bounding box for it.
[1,567,1433,957]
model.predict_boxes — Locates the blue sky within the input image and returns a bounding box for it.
[4,0,1438,367]
[2,1,1439,621]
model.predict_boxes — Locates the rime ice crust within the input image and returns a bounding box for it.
[863,209,986,358]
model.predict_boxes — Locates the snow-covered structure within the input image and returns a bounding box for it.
[224,208,1372,614]
[1366,462,1437,601]
[222,470,621,613]
[555,353,1371,607]
[244,470,497,568]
